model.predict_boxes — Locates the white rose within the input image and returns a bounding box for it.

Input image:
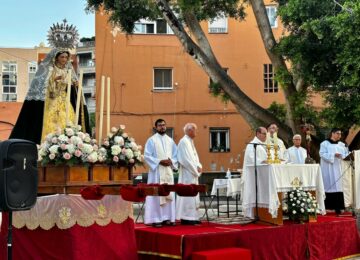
[125,148,134,159]
[114,136,124,145]
[292,210,296,214]
[49,153,56,160]
[111,127,118,133]
[98,147,107,156]
[81,144,94,154]
[49,145,60,154]
[87,152,98,163]
[111,145,121,155]
[300,208,304,213]
[122,133,128,138]
[65,128,75,136]
[58,134,69,143]
[66,144,75,154]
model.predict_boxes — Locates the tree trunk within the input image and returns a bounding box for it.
[249,0,301,134]
[155,0,293,142]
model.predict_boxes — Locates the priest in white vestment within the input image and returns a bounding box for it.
[319,128,349,215]
[241,127,269,218]
[144,119,178,227]
[267,123,288,161]
[176,123,202,225]
[286,134,307,164]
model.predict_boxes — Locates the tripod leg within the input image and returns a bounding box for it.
[7,211,12,260]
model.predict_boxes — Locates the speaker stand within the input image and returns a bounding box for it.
[7,211,12,260]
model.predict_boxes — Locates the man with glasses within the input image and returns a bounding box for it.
[286,134,307,164]
[144,119,178,227]
[243,127,268,167]
[319,128,349,216]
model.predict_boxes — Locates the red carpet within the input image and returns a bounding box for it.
[136,216,360,260]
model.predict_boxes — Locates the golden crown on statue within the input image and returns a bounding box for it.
[47,19,79,49]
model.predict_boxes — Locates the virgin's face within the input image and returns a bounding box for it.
[56,53,69,67]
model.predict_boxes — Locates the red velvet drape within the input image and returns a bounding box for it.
[0,214,138,260]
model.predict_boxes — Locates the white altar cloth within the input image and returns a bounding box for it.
[242,164,326,218]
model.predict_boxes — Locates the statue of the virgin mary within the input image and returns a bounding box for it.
[10,20,90,144]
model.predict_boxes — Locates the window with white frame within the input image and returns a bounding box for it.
[153,68,173,90]
[134,19,173,34]
[266,6,278,28]
[28,62,37,85]
[264,64,278,93]
[209,128,230,152]
[208,16,228,33]
[2,61,17,101]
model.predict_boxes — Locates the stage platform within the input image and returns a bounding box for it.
[135,215,360,260]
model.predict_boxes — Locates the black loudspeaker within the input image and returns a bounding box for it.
[0,139,38,211]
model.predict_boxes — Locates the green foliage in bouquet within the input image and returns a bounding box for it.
[283,186,320,223]
[38,125,99,166]
[99,125,144,167]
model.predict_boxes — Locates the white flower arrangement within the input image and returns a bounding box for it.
[38,125,99,166]
[101,125,144,167]
[283,186,320,223]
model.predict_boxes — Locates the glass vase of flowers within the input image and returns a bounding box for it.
[283,186,320,223]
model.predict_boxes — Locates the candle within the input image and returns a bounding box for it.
[99,76,105,145]
[106,77,111,135]
[65,69,72,126]
[75,69,83,126]
[273,132,278,146]
[266,132,271,145]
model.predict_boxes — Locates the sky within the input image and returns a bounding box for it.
[0,0,95,48]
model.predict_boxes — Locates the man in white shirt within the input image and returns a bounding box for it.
[144,119,178,227]
[286,134,307,164]
[267,123,287,161]
[320,128,349,215]
[176,123,202,225]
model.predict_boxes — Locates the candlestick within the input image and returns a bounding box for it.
[65,69,72,126]
[99,76,105,145]
[75,69,83,126]
[106,77,111,135]
[273,132,278,146]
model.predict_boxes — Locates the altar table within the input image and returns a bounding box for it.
[242,164,326,221]
[0,194,138,260]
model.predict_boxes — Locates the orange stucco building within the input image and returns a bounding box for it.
[95,3,285,171]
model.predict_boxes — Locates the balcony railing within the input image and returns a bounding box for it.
[77,41,95,48]
[79,60,95,67]
[209,27,227,33]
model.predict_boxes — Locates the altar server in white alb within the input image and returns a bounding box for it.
[176,123,202,225]
[144,119,178,227]
[319,128,349,215]
[286,134,307,164]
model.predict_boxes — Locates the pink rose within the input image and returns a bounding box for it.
[113,156,119,162]
[129,159,135,164]
[122,148,127,155]
[63,153,72,160]
[74,150,82,157]
[60,144,67,150]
